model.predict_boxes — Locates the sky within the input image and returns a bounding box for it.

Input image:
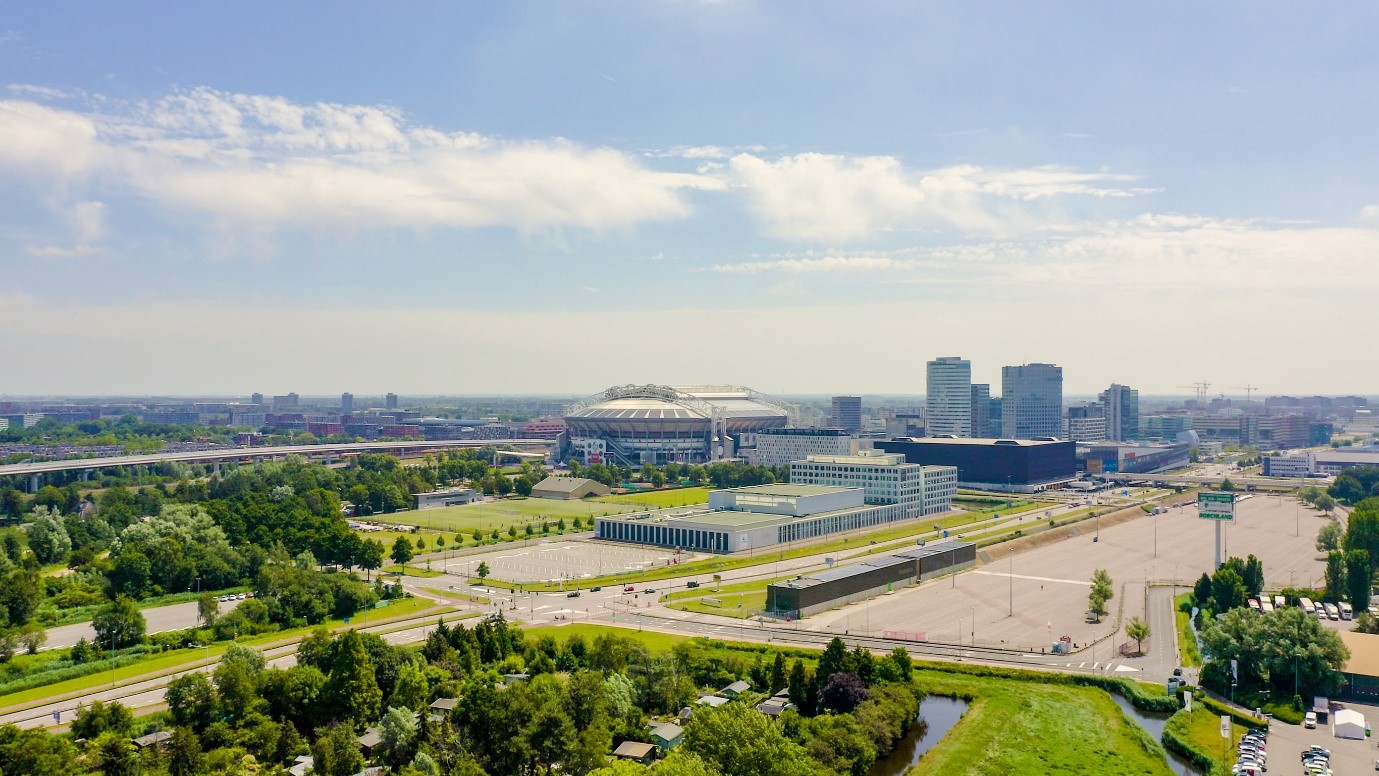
[1,2,1377,397]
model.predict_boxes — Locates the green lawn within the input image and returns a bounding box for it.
[380,498,639,532]
[382,565,444,578]
[595,487,712,508]
[911,669,1173,776]
[1173,593,1202,667]
[1164,706,1244,771]
[666,591,766,618]
[520,623,690,653]
[0,597,441,710]
[351,528,455,554]
[660,576,793,602]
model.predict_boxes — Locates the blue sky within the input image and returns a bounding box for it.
[2,2,1376,396]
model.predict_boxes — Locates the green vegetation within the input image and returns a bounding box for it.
[1161,706,1246,774]
[380,565,443,578]
[595,486,713,508]
[667,591,767,618]
[1173,594,1202,667]
[910,667,1172,775]
[384,497,638,533]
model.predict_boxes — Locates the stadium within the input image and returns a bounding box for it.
[563,385,791,465]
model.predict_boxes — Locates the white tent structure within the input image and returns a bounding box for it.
[1334,708,1366,740]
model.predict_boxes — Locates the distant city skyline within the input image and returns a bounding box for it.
[1,4,1377,394]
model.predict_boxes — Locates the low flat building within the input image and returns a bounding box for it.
[414,487,483,510]
[1312,450,1379,476]
[1340,630,1379,700]
[1262,455,1315,478]
[1080,443,1190,475]
[767,540,976,617]
[531,476,611,500]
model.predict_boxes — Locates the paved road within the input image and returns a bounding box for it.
[45,598,243,651]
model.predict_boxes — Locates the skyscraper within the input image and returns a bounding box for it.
[341,392,354,414]
[385,392,399,410]
[1099,384,1140,441]
[830,396,862,433]
[926,357,972,437]
[970,384,991,439]
[1001,363,1063,439]
[250,392,263,407]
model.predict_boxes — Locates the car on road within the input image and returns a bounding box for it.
[687,581,700,588]
[644,588,656,594]
[624,585,635,592]
[1172,667,1182,677]
[567,591,581,598]
[590,586,602,592]
[1305,711,1318,728]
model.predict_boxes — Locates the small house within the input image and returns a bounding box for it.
[429,697,457,721]
[720,680,751,698]
[357,727,383,757]
[696,695,729,707]
[612,741,657,765]
[651,721,683,750]
[131,731,172,750]
[288,755,314,776]
[755,697,795,717]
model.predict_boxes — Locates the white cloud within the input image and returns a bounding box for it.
[7,84,72,99]
[678,145,726,159]
[0,87,724,238]
[24,244,101,258]
[710,255,920,274]
[1359,205,1379,223]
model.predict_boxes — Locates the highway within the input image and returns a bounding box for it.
[44,598,244,651]
[0,438,553,480]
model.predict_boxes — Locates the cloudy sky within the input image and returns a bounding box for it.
[2,3,1376,397]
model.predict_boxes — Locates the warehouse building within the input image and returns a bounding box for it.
[531,476,611,500]
[766,540,976,617]
[876,437,1076,493]
[1079,443,1190,475]
[414,487,483,510]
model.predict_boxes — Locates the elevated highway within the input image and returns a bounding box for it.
[0,439,554,490]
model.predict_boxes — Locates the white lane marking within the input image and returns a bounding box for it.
[972,571,1092,586]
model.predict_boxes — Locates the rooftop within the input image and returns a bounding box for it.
[888,437,1068,447]
[717,484,849,498]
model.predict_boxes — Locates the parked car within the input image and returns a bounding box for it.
[567,591,581,598]
[590,586,602,592]
[624,585,635,592]
[1305,711,1318,728]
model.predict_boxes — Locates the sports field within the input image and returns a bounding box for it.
[596,487,711,508]
[381,498,640,532]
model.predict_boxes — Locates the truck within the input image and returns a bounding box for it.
[1340,602,1353,620]
[1324,602,1340,620]
[1299,597,1314,615]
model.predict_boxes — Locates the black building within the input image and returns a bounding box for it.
[767,541,975,617]
[876,437,1075,492]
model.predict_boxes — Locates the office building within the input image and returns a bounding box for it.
[250,392,264,407]
[385,393,399,410]
[1099,384,1140,441]
[970,384,990,440]
[986,396,1003,437]
[341,392,354,414]
[755,428,853,468]
[1001,363,1063,438]
[1143,415,1193,440]
[877,437,1077,493]
[831,396,862,433]
[926,357,972,437]
[1064,403,1107,443]
[1261,456,1314,478]
[272,393,300,410]
[790,451,957,516]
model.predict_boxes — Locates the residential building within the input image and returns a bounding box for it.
[272,393,299,410]
[1099,384,1139,441]
[926,357,972,437]
[1001,363,1063,439]
[340,392,354,414]
[831,396,862,433]
[755,428,853,468]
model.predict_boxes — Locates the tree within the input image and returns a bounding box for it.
[514,478,534,497]
[1345,503,1379,558]
[197,591,219,629]
[379,705,420,771]
[90,730,138,776]
[72,699,135,739]
[1241,555,1265,598]
[1193,573,1213,607]
[682,702,820,776]
[1346,549,1373,611]
[359,539,384,580]
[92,595,146,649]
[1201,606,1349,700]
[1211,568,1247,612]
[476,561,490,580]
[415,536,426,553]
[323,630,382,727]
[1325,551,1347,603]
[313,722,365,776]
[787,659,814,716]
[1126,617,1151,655]
[167,726,204,776]
[769,652,788,694]
[1318,521,1344,553]
[818,671,869,713]
[1316,493,1337,514]
[391,535,414,569]
[435,534,445,550]
[1088,569,1113,622]
[215,644,266,721]
[167,672,217,731]
[25,507,71,564]
[1220,478,1236,492]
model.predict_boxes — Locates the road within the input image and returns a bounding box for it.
[44,598,244,651]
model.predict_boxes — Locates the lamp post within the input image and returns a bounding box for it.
[1008,552,1013,617]
[970,605,976,645]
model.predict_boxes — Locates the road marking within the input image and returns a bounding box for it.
[972,571,1091,586]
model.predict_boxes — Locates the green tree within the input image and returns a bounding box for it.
[1241,555,1265,598]
[215,643,266,721]
[1192,573,1213,607]
[435,534,445,550]
[167,672,217,731]
[1325,551,1347,603]
[1316,493,1337,514]
[313,721,366,776]
[1126,617,1151,655]
[197,591,219,629]
[1318,521,1344,553]
[1201,606,1349,700]
[323,630,382,727]
[25,507,71,564]
[391,535,414,568]
[515,478,534,497]
[415,536,426,552]
[769,652,788,694]
[358,539,384,580]
[167,726,204,776]
[92,595,146,649]
[1220,478,1236,492]
[1345,504,1379,558]
[1088,569,1114,621]
[683,702,820,776]
[72,699,135,739]
[1211,568,1247,612]
[379,705,420,771]
[476,561,490,580]
[90,730,138,776]
[1346,549,1373,611]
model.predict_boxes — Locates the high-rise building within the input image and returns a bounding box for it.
[970,384,990,439]
[1001,363,1063,438]
[1064,402,1107,443]
[341,392,354,414]
[385,393,399,410]
[830,396,862,433]
[926,357,972,437]
[250,392,264,406]
[272,393,299,410]
[986,397,1003,437]
[1099,384,1140,441]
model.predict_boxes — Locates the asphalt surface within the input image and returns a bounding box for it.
[45,598,243,651]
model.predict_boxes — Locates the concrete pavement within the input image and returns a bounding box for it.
[45,598,243,651]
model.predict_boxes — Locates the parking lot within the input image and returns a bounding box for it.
[801,494,1331,654]
[1265,699,1379,774]
[439,539,702,583]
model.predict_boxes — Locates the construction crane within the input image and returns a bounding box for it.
[1232,385,1260,402]
[1178,381,1211,403]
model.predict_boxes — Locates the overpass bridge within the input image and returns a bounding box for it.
[1094,470,1311,491]
[0,439,555,491]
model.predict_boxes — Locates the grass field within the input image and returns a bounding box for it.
[519,623,690,653]
[666,591,766,618]
[381,498,639,532]
[595,487,712,508]
[1174,593,1202,667]
[1164,706,1244,771]
[911,668,1173,776]
[382,565,444,577]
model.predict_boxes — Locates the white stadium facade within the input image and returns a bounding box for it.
[563,385,791,466]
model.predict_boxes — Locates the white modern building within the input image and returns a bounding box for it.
[1065,415,1108,444]
[1262,449,1379,477]
[790,451,957,517]
[926,357,973,437]
[754,428,854,468]
[1261,455,1314,478]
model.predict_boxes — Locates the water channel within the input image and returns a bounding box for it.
[867,693,1201,776]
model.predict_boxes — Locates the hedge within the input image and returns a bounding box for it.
[1197,693,1268,730]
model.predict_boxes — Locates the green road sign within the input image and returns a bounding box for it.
[1198,491,1235,521]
